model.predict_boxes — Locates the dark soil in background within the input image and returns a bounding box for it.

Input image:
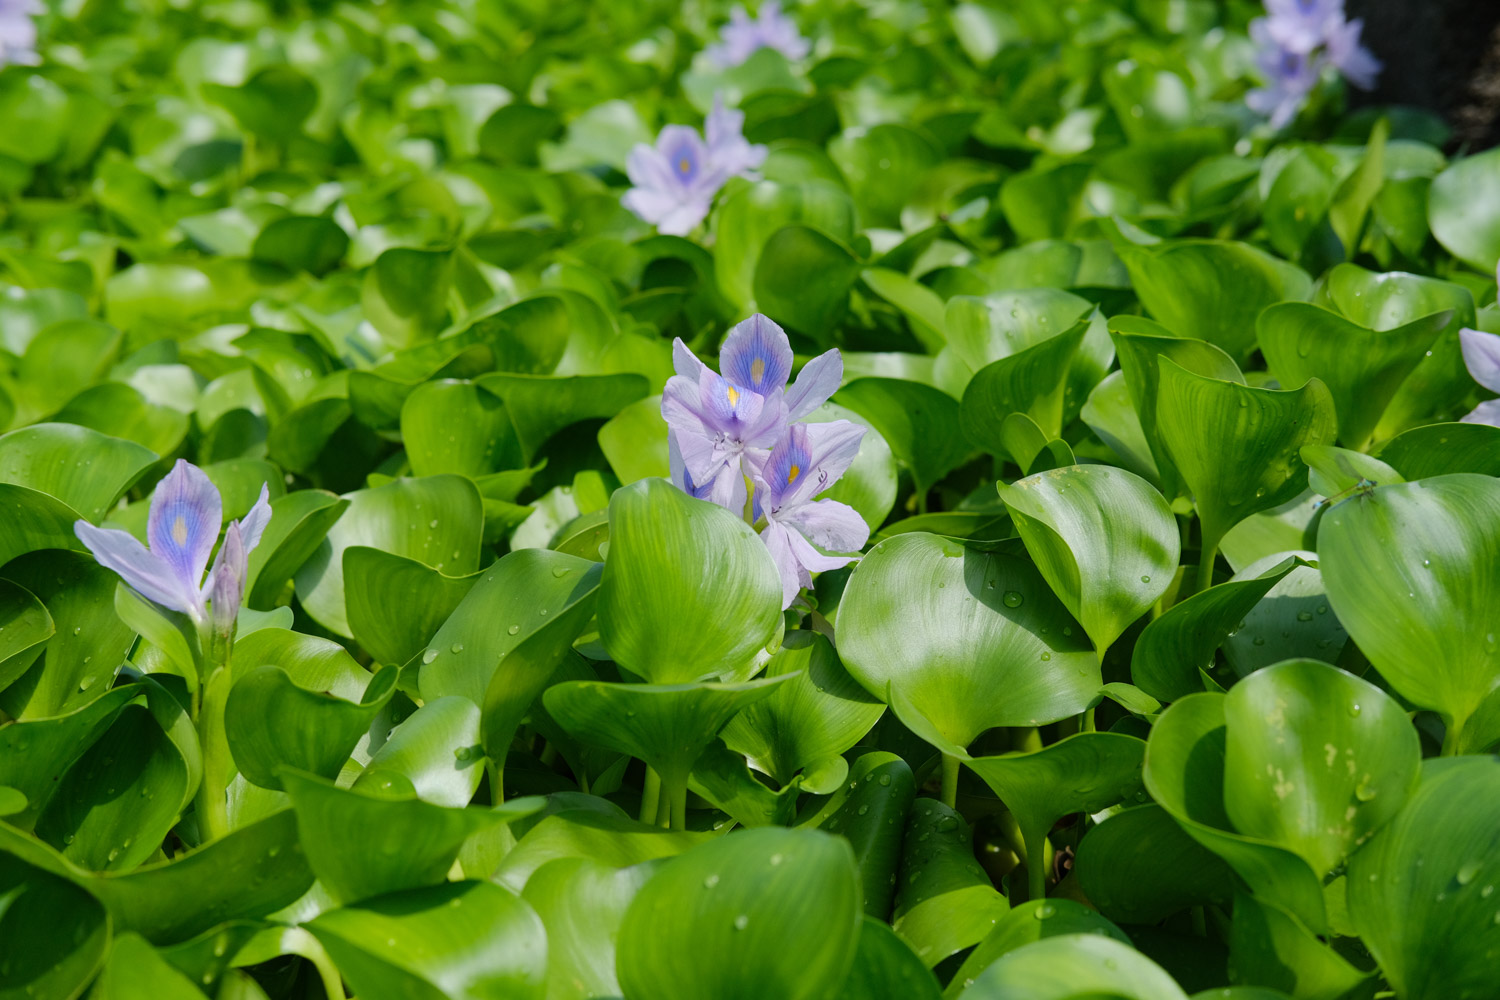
[1348,0,1500,150]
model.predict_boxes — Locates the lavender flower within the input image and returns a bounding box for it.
[1460,326,1500,428]
[0,0,40,67]
[621,95,766,236]
[75,459,271,629]
[706,1,810,69]
[756,422,869,608]
[1247,0,1380,129]
[662,314,841,514]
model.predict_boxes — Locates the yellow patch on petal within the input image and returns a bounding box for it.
[726,385,739,406]
[788,464,801,483]
[678,157,691,173]
[172,516,188,547]
[751,358,765,384]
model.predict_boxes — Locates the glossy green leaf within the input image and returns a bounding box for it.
[836,378,970,497]
[962,732,1146,901]
[818,752,916,920]
[1076,804,1236,925]
[1155,359,1336,558]
[960,322,1086,452]
[476,372,650,465]
[720,630,884,786]
[1228,892,1371,1000]
[400,379,519,478]
[753,225,860,338]
[1120,239,1312,363]
[715,180,857,310]
[965,934,1190,1000]
[1429,146,1500,272]
[891,798,1009,967]
[1376,422,1500,480]
[244,489,348,609]
[522,857,655,1000]
[835,917,943,1000]
[354,695,484,808]
[840,533,1098,750]
[281,768,538,904]
[224,664,398,790]
[294,474,484,637]
[947,900,1130,998]
[1132,556,1298,700]
[495,811,712,892]
[251,216,349,276]
[307,881,547,1000]
[616,827,862,1000]
[343,546,479,667]
[1317,475,1500,752]
[1257,302,1447,450]
[0,578,54,696]
[92,932,209,1000]
[597,478,780,684]
[0,852,109,999]
[999,465,1177,658]
[1221,553,1349,678]
[1347,757,1500,1000]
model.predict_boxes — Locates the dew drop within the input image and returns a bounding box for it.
[878,774,892,786]
[1002,591,1023,608]
[1139,575,1151,583]
[1035,904,1055,920]
[1458,861,1482,886]
[1296,611,1313,622]
[733,915,749,931]
[552,567,570,578]
[857,804,870,816]
[450,643,464,654]
[703,874,720,888]
[1040,652,1051,661]
[421,649,439,664]
[1348,703,1361,717]
[507,624,520,635]
[428,519,438,528]
[769,853,783,866]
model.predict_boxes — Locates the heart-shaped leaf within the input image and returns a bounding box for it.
[999,465,1178,659]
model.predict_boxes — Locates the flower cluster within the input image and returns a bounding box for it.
[0,0,41,67]
[706,1,809,69]
[1459,264,1500,428]
[75,460,272,636]
[663,314,869,609]
[1247,0,1380,130]
[622,95,767,236]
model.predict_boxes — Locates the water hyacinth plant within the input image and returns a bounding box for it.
[1,0,1500,998]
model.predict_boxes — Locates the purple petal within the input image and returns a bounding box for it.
[75,520,200,615]
[672,338,711,382]
[784,349,843,420]
[238,484,272,556]
[720,314,793,397]
[1461,328,1500,394]
[702,370,767,430]
[209,521,247,630]
[673,422,730,487]
[669,434,716,501]
[706,461,749,516]
[783,497,869,555]
[784,419,866,508]
[1461,399,1500,428]
[147,459,222,593]
[782,517,858,575]
[762,423,814,509]
[760,519,808,609]
[654,197,715,237]
[1325,17,1380,90]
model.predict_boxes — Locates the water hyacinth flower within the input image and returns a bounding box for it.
[662,313,841,513]
[0,0,41,67]
[1247,0,1380,129]
[75,459,271,631]
[756,422,869,608]
[706,1,810,69]
[621,95,766,236]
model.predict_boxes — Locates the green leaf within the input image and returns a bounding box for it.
[294,474,484,637]
[495,810,712,892]
[475,371,650,465]
[343,547,479,667]
[1327,117,1388,255]
[1257,302,1447,450]
[34,704,189,872]
[281,768,538,904]
[965,934,1189,1000]
[1301,445,1403,498]
[944,289,1094,374]
[862,268,949,351]
[803,400,899,531]
[307,881,547,1000]
[961,732,1146,901]
[598,395,670,484]
[1143,694,1328,931]
[616,827,862,1000]
[597,479,781,684]
[0,578,54,696]
[840,534,1098,750]
[1075,804,1235,925]
[542,677,792,796]
[947,900,1130,998]
[0,685,137,829]
[836,917,943,1000]
[1222,659,1419,878]
[715,180,857,310]
[753,225,861,339]
[92,933,209,1000]
[225,664,397,790]
[1131,556,1298,700]
[1110,319,1244,500]
[827,124,942,229]
[1317,475,1500,751]
[1120,239,1312,364]
[354,695,484,808]
[203,66,317,140]
[244,490,349,609]
[1155,359,1336,558]
[1347,757,1500,1000]
[836,378,970,498]
[960,322,1086,452]
[399,379,519,478]
[521,858,655,1000]
[999,465,1178,658]
[719,631,884,786]
[1228,891,1371,1000]
[251,216,349,276]
[1221,553,1349,678]
[0,852,109,998]
[1429,145,1500,272]
[1376,422,1500,480]
[890,798,1009,967]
